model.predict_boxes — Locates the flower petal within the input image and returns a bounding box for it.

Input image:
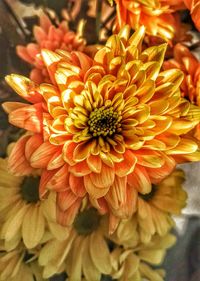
[8,136,34,176]
[22,205,45,248]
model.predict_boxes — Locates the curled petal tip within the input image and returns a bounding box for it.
[41,49,62,67]
[5,74,31,93]
[139,25,146,33]
[128,26,146,47]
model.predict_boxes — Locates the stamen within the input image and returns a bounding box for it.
[74,208,101,236]
[88,106,121,137]
[21,176,40,203]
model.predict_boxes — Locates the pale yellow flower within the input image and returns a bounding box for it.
[0,157,68,250]
[110,233,176,281]
[0,242,45,281]
[38,208,113,280]
[111,169,187,244]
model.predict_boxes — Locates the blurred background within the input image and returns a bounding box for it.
[0,1,200,280]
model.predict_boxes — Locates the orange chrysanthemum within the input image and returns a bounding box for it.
[161,0,200,30]
[184,0,200,31]
[114,0,177,41]
[164,43,200,139]
[4,26,200,224]
[17,13,86,84]
[164,44,200,105]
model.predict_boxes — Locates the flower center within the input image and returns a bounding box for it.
[23,251,35,263]
[21,176,40,203]
[73,208,101,236]
[139,185,157,201]
[88,106,120,137]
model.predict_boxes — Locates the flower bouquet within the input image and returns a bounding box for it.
[0,0,200,280]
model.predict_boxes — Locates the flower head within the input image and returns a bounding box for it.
[38,204,176,281]
[0,242,44,281]
[17,13,86,84]
[108,170,186,244]
[0,156,68,250]
[163,44,200,139]
[183,0,200,31]
[38,207,113,279]
[4,26,200,225]
[114,0,177,41]
[164,43,200,106]
[110,232,176,281]
[132,169,186,243]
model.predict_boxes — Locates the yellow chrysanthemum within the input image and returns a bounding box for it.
[136,169,187,243]
[111,169,187,244]
[4,26,200,225]
[0,157,68,250]
[0,242,45,281]
[38,208,113,280]
[110,233,176,281]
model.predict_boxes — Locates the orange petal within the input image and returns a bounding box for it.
[105,176,127,210]
[123,185,138,217]
[89,197,109,214]
[5,74,43,103]
[16,45,34,64]
[57,198,82,226]
[39,169,58,198]
[47,149,65,170]
[63,140,77,165]
[86,155,102,173]
[8,103,43,133]
[57,190,79,211]
[41,49,62,83]
[30,142,58,168]
[134,150,165,168]
[33,26,47,43]
[127,165,151,194]
[25,134,44,160]
[2,102,27,114]
[69,161,91,176]
[71,51,93,73]
[166,138,198,155]
[146,155,175,184]
[73,141,94,162]
[8,135,34,176]
[90,165,115,188]
[84,175,109,199]
[115,150,137,177]
[39,12,52,32]
[46,164,69,191]
[69,174,86,197]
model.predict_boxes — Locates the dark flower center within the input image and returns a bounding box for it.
[21,176,40,203]
[88,106,121,137]
[23,251,35,263]
[139,185,157,201]
[74,208,101,235]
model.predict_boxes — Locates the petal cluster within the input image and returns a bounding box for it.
[164,43,200,139]
[39,208,112,280]
[110,233,176,281]
[17,13,86,84]
[114,0,177,41]
[0,157,68,249]
[4,26,200,224]
[0,242,44,281]
[121,169,186,244]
